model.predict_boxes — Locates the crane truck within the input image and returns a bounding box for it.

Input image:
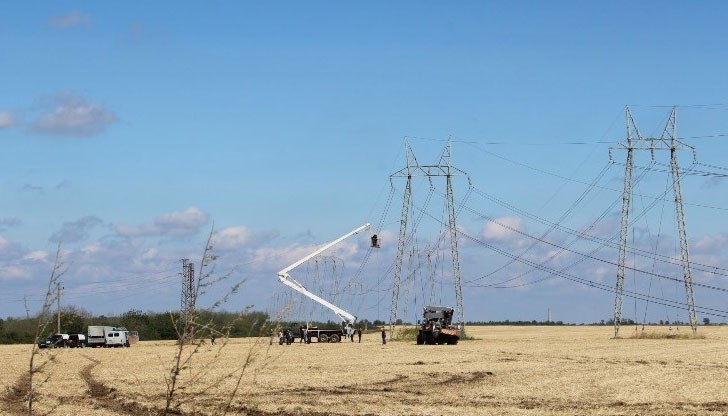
[277,223,370,343]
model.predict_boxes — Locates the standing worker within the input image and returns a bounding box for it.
[357,327,362,343]
[381,328,386,345]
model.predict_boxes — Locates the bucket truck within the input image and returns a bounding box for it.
[277,223,370,343]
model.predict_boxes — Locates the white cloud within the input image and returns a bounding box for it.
[141,247,159,261]
[50,216,104,244]
[116,207,209,238]
[248,237,366,275]
[214,226,280,250]
[31,93,116,137]
[0,235,29,263]
[215,226,253,250]
[55,180,72,190]
[692,233,728,253]
[482,216,525,244]
[50,12,92,28]
[0,265,33,281]
[0,111,17,129]
[0,217,21,231]
[81,242,102,255]
[23,251,49,262]
[21,184,44,193]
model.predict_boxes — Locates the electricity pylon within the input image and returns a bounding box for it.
[180,258,196,341]
[389,139,471,335]
[612,107,698,336]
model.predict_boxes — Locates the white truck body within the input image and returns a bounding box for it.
[87,326,130,347]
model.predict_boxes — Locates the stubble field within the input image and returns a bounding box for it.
[2,325,727,415]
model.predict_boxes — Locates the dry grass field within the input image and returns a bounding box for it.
[2,325,727,415]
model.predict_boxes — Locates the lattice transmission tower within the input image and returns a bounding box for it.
[611,106,698,336]
[389,139,471,335]
[180,258,197,341]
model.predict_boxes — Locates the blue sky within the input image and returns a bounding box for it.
[1,2,728,325]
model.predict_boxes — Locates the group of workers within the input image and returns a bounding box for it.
[344,325,363,342]
[276,328,296,345]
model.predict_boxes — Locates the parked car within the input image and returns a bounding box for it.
[38,333,69,349]
[66,333,87,348]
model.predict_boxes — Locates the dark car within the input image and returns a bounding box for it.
[66,333,87,348]
[38,334,68,349]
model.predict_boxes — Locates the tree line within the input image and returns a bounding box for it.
[0,305,271,344]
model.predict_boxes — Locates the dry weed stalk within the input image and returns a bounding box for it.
[163,225,268,416]
[24,243,66,415]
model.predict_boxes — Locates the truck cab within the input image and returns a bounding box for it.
[417,306,460,345]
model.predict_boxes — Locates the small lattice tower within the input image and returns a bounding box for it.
[180,258,196,341]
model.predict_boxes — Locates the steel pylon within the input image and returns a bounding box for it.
[612,107,697,336]
[389,139,470,335]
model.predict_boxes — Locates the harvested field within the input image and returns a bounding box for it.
[2,326,727,415]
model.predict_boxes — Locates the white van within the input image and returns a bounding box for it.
[87,326,131,347]
[104,330,129,347]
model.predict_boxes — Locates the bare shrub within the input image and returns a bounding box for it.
[20,243,67,415]
[163,226,271,416]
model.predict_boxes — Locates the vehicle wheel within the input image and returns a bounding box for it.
[416,333,424,345]
[319,334,329,343]
[328,334,340,343]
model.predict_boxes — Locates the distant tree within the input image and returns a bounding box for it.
[60,307,88,334]
[703,317,710,325]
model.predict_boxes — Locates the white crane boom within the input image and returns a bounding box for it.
[277,223,371,325]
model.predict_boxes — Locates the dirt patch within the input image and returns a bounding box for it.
[81,362,116,398]
[409,360,440,365]
[428,370,494,385]
[2,371,30,415]
[79,355,159,415]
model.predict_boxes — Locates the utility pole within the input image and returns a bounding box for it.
[56,282,63,334]
[611,106,698,336]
